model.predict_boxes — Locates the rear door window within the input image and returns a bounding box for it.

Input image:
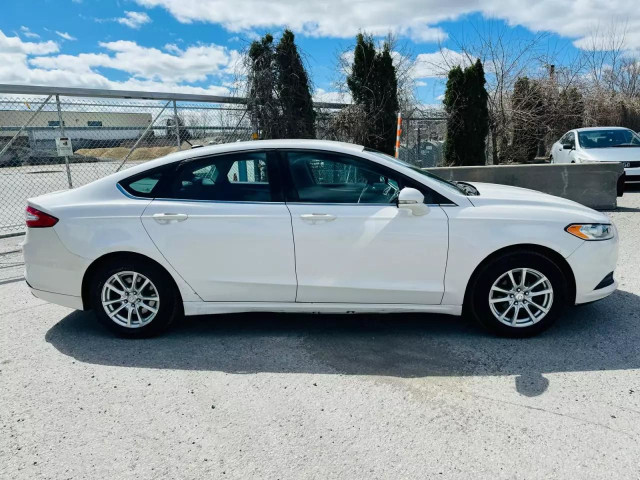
[165,151,278,202]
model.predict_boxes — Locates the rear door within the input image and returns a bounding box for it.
[281,150,449,305]
[139,150,297,302]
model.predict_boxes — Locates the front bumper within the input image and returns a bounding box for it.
[624,166,640,180]
[566,236,619,304]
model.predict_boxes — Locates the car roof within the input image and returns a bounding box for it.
[573,126,632,132]
[177,139,364,159]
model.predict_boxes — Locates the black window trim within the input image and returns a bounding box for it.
[275,148,456,206]
[118,149,285,203]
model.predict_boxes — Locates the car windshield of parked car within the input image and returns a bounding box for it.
[577,129,640,149]
[364,149,468,195]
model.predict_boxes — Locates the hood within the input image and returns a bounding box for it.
[465,182,608,221]
[581,147,640,162]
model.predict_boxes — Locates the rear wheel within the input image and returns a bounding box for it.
[90,258,181,337]
[467,251,568,337]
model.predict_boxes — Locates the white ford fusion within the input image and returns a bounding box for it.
[23,140,618,338]
[551,126,640,180]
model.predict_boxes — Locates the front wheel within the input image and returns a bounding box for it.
[90,258,181,337]
[467,252,568,337]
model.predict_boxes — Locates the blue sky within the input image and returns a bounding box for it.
[1,1,636,104]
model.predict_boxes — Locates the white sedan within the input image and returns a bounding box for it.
[23,140,618,338]
[551,126,640,180]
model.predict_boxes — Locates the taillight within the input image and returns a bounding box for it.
[25,206,58,228]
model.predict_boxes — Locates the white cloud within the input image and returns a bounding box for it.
[134,0,452,42]
[30,40,240,84]
[20,26,40,39]
[0,30,58,55]
[163,43,182,54]
[55,31,77,41]
[133,0,640,49]
[412,48,473,79]
[0,29,234,96]
[117,11,152,29]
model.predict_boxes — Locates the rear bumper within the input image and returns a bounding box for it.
[566,235,619,305]
[23,227,88,303]
[29,286,84,310]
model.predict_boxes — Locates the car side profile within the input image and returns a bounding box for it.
[550,126,640,181]
[23,140,618,337]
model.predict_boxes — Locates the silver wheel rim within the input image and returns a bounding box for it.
[101,271,160,328]
[489,268,553,328]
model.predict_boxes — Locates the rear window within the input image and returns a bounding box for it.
[118,166,170,198]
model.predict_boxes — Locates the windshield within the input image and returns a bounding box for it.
[364,149,468,195]
[577,129,640,149]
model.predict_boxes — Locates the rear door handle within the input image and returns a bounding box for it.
[300,213,336,224]
[152,213,189,224]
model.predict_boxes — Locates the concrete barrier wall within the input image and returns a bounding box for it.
[425,163,625,210]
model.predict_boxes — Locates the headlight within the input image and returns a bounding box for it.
[565,223,614,240]
[576,157,597,163]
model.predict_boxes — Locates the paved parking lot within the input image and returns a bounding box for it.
[1,188,640,479]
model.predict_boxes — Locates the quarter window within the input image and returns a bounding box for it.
[119,167,168,198]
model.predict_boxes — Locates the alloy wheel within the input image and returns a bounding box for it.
[100,271,160,328]
[488,267,554,327]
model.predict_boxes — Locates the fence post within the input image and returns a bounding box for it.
[394,111,402,158]
[172,100,181,151]
[55,94,73,188]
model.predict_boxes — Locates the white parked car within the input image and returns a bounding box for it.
[23,140,618,338]
[550,126,640,180]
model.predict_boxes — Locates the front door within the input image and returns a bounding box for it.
[141,151,297,302]
[555,132,575,163]
[282,150,449,305]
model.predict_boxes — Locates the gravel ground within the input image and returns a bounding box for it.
[1,188,640,479]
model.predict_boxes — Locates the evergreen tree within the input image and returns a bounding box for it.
[443,60,489,166]
[443,66,466,165]
[372,42,399,154]
[275,29,316,138]
[347,34,377,110]
[347,34,399,155]
[247,31,316,139]
[247,34,279,139]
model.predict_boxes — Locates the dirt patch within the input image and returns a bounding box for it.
[74,146,182,161]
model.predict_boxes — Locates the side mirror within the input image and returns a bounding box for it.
[397,187,429,216]
[562,144,574,150]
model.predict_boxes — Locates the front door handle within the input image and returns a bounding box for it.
[300,213,336,224]
[152,213,189,224]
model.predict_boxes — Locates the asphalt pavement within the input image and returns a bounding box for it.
[1,188,640,479]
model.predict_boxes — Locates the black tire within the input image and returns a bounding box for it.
[89,257,182,338]
[466,251,568,338]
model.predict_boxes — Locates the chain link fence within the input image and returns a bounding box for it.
[397,113,448,168]
[0,87,260,236]
[0,84,444,236]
